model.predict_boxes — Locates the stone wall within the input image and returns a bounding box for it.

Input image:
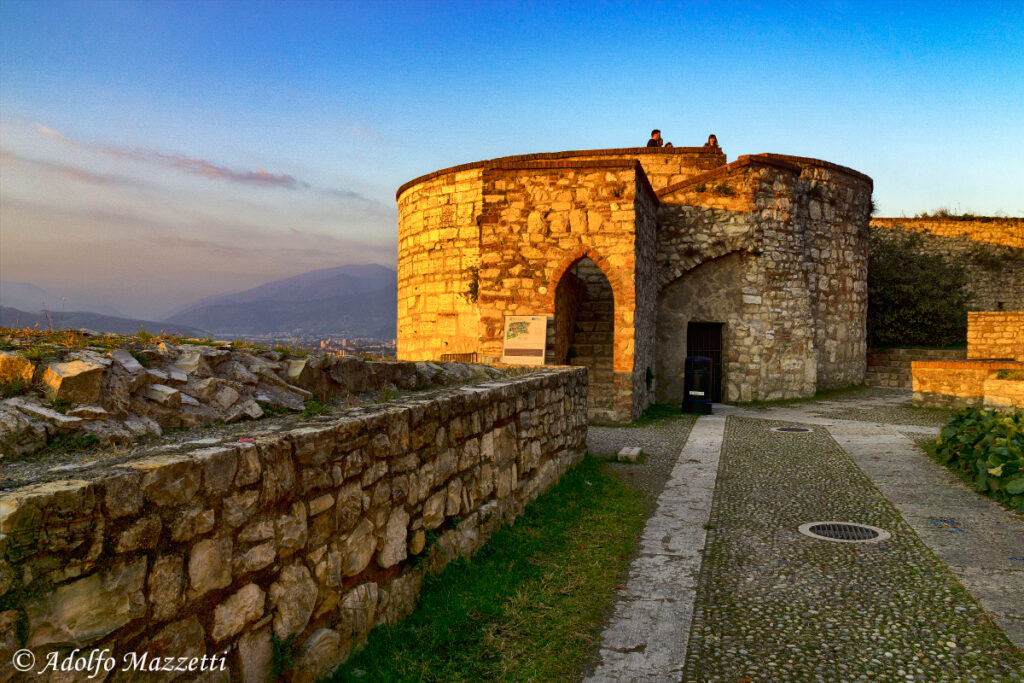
[967,312,1024,361]
[0,368,588,682]
[983,377,1024,411]
[870,217,1024,249]
[912,360,1024,408]
[870,220,1024,312]
[396,169,483,361]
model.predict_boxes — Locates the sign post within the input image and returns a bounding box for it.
[501,315,548,365]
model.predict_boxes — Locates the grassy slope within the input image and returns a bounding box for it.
[325,456,646,682]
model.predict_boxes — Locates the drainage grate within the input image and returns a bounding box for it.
[773,426,811,433]
[798,521,891,544]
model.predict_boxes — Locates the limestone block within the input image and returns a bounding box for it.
[378,506,410,568]
[9,398,83,432]
[66,404,108,420]
[421,490,446,530]
[340,519,375,576]
[293,628,348,683]
[183,377,219,402]
[212,583,266,641]
[237,625,273,683]
[222,489,259,529]
[269,563,317,638]
[335,482,362,532]
[115,514,162,552]
[0,351,33,382]
[191,446,238,496]
[25,556,146,647]
[170,506,216,542]
[0,404,48,457]
[139,382,180,408]
[110,348,144,374]
[234,540,277,576]
[40,359,104,403]
[188,536,233,596]
[275,501,308,556]
[338,582,378,641]
[213,385,240,410]
[148,554,184,622]
[130,455,202,507]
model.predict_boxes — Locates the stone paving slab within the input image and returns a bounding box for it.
[585,414,725,682]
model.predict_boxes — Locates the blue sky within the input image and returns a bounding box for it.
[1,0,1022,318]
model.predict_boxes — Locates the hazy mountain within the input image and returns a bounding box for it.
[164,264,397,338]
[0,281,125,317]
[0,307,209,337]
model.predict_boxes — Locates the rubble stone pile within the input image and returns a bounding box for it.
[0,338,505,459]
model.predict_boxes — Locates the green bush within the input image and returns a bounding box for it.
[933,408,1024,511]
[867,231,969,348]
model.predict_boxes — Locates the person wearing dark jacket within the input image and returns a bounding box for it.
[646,129,663,147]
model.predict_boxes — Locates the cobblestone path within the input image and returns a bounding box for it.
[586,391,1024,682]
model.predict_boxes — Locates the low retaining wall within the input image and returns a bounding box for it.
[912,360,1024,409]
[0,368,587,682]
[984,377,1024,411]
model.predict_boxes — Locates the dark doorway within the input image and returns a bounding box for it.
[686,322,723,402]
[555,257,615,421]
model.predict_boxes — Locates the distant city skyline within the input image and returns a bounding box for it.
[2,0,1022,318]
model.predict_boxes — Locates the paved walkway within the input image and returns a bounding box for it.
[587,392,1024,682]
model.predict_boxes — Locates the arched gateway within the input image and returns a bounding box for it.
[396,143,873,421]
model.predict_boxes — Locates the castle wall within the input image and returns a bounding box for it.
[869,220,1024,312]
[789,162,872,389]
[0,369,587,682]
[396,169,483,361]
[630,172,659,417]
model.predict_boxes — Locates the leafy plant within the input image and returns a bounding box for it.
[302,395,330,419]
[712,183,734,196]
[463,265,480,304]
[931,408,1024,512]
[693,183,707,193]
[269,634,298,681]
[867,231,969,348]
[995,369,1024,381]
[135,326,155,342]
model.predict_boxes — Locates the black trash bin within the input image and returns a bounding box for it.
[681,356,713,415]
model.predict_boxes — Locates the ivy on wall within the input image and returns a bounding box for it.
[867,231,969,348]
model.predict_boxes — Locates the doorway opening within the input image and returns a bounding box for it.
[686,322,724,402]
[555,257,615,421]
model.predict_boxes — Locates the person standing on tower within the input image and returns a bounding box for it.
[646,129,663,147]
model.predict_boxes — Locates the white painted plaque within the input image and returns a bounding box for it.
[501,315,548,365]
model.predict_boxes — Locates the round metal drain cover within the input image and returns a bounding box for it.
[773,426,811,433]
[799,521,890,544]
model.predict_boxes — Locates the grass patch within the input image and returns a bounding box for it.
[326,455,646,682]
[735,384,871,408]
[0,377,32,398]
[302,395,331,419]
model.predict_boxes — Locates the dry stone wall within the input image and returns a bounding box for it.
[0,368,587,682]
[870,219,1024,312]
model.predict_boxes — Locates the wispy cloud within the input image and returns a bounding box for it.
[35,123,306,190]
[0,148,135,186]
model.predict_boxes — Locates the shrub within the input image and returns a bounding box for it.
[932,408,1024,512]
[867,231,969,348]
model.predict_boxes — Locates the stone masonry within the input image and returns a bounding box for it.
[397,144,873,420]
[0,368,587,681]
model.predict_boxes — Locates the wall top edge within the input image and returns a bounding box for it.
[396,146,727,200]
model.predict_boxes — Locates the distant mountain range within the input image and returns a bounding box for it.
[163,264,397,338]
[0,307,208,337]
[1,264,398,340]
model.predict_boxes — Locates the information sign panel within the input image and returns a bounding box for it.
[501,315,548,365]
